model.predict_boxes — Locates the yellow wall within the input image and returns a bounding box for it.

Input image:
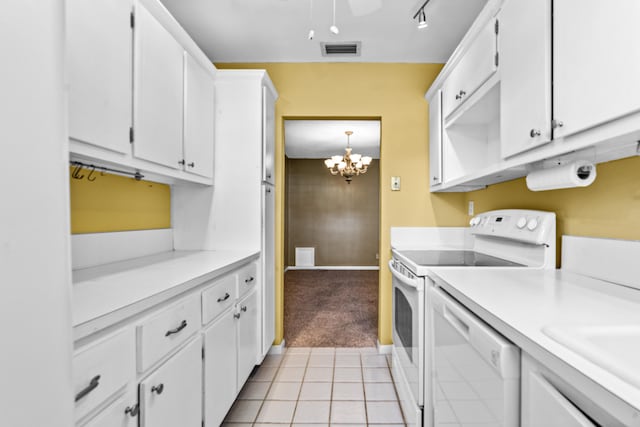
[465,156,640,264]
[70,168,171,234]
[216,63,469,345]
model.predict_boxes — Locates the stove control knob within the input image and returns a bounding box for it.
[469,218,475,226]
[516,217,527,229]
[527,218,539,231]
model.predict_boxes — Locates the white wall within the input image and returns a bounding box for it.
[0,2,74,426]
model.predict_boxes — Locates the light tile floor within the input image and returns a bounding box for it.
[223,347,407,426]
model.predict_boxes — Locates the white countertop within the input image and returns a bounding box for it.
[73,250,259,340]
[429,268,640,411]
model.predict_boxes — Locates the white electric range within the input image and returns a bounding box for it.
[389,209,556,427]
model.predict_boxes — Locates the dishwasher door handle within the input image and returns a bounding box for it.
[430,286,520,378]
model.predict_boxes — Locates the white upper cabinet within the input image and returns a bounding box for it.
[184,52,215,179]
[133,2,184,170]
[428,90,443,187]
[262,86,276,184]
[499,0,552,158]
[553,0,640,139]
[67,0,132,154]
[442,18,497,120]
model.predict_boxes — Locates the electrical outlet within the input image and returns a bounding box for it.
[391,176,401,191]
[468,200,474,216]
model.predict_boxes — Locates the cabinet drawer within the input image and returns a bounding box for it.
[74,328,135,422]
[237,262,257,298]
[80,391,137,427]
[136,294,200,372]
[201,274,236,325]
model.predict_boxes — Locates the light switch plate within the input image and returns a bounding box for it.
[468,200,474,216]
[391,176,401,191]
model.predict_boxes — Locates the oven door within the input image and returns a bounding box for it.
[389,259,424,425]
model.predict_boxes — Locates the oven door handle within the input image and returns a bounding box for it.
[388,260,422,290]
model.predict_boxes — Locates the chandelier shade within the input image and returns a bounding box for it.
[324,131,372,183]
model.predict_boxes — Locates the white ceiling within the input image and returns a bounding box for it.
[285,120,380,159]
[160,0,487,63]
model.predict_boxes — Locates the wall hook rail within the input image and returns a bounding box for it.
[69,161,144,181]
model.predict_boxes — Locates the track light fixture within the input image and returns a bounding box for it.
[330,0,339,35]
[413,0,432,29]
[417,8,428,29]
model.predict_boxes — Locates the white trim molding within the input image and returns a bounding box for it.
[269,340,286,355]
[376,340,393,355]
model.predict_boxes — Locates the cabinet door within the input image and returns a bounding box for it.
[500,0,552,158]
[133,2,184,169]
[442,19,498,119]
[526,372,596,427]
[553,0,640,138]
[203,309,237,427]
[67,0,132,153]
[262,86,276,184]
[237,288,260,387]
[261,184,275,357]
[184,52,215,179]
[139,337,202,427]
[428,90,443,186]
[81,391,138,427]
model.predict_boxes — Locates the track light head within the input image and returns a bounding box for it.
[330,25,339,35]
[417,8,428,29]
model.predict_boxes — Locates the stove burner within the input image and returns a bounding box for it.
[400,250,523,267]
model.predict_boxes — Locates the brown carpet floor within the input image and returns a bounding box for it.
[284,270,378,348]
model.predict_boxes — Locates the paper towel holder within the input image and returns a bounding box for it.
[525,159,597,191]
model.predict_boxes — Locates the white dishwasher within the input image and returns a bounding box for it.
[429,286,520,427]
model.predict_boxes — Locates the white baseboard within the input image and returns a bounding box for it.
[286,266,380,271]
[269,340,286,355]
[376,340,393,355]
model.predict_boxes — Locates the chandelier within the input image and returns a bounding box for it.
[324,131,372,183]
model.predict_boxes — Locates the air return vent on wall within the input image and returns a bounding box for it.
[321,42,361,57]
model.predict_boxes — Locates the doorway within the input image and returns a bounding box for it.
[283,119,381,347]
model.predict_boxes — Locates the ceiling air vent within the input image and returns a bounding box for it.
[321,42,361,57]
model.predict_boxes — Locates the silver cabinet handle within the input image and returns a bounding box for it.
[178,159,185,165]
[266,188,271,193]
[552,119,564,129]
[241,305,247,312]
[187,162,195,167]
[244,277,255,284]
[267,174,272,179]
[530,129,542,137]
[217,293,230,303]
[455,93,463,100]
[75,375,101,402]
[151,384,164,395]
[234,312,241,319]
[433,176,438,181]
[165,320,187,337]
[124,404,139,417]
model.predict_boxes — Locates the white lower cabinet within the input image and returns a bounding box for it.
[139,336,203,427]
[237,287,260,386]
[203,277,260,427]
[74,260,262,427]
[203,309,238,427]
[74,328,136,423]
[81,391,138,427]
